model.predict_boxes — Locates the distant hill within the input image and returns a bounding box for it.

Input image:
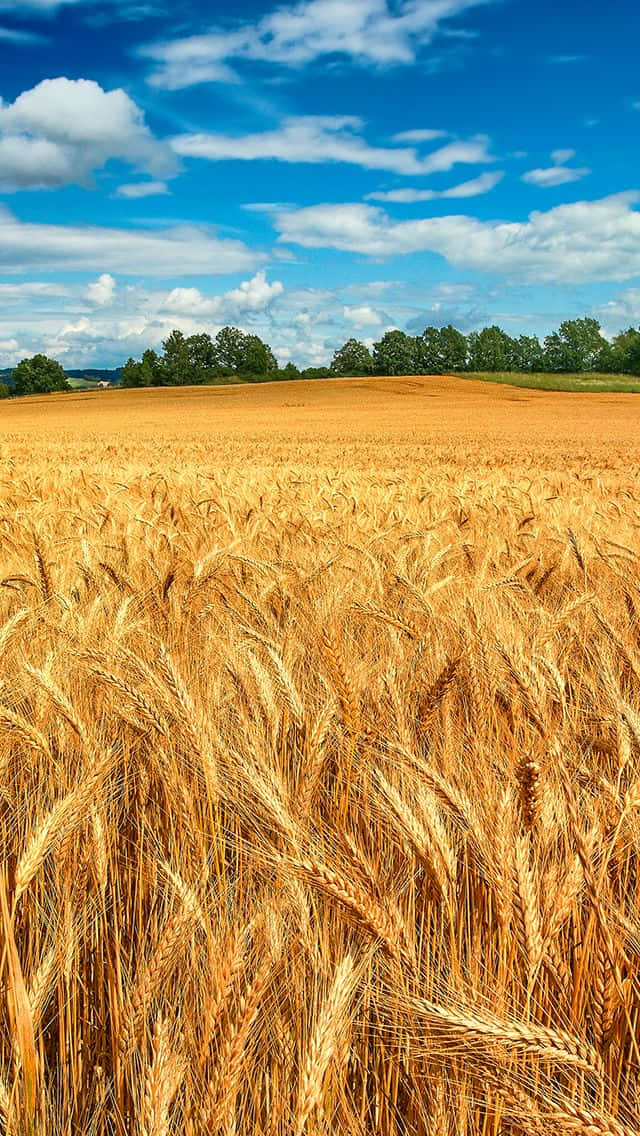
[67,368,122,384]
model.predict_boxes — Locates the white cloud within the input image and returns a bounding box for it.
[273,192,640,283]
[343,304,383,328]
[115,180,170,198]
[0,271,290,368]
[224,271,284,311]
[523,166,590,187]
[418,137,494,174]
[392,128,447,143]
[162,271,284,318]
[367,187,437,203]
[593,288,640,334]
[366,170,503,201]
[87,273,116,306]
[173,116,495,176]
[0,205,260,276]
[439,170,504,196]
[0,77,176,191]
[551,148,575,165]
[522,148,590,188]
[0,281,69,302]
[143,0,493,88]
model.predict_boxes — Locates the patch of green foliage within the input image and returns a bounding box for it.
[12,354,71,396]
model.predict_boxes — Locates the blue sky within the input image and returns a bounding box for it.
[0,0,638,368]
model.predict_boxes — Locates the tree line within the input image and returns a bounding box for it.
[121,318,640,386]
[2,316,640,399]
[331,318,640,377]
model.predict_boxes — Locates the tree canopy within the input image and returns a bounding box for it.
[11,354,71,396]
[121,327,280,388]
[331,338,373,376]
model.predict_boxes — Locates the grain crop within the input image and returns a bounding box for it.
[0,374,639,1134]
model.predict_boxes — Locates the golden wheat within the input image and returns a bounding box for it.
[0,376,638,1133]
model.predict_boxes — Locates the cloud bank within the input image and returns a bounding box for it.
[273,192,640,283]
[0,205,259,275]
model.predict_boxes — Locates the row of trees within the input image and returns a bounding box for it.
[331,319,640,377]
[121,327,290,387]
[3,317,640,399]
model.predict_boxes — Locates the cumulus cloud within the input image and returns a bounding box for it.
[522,148,590,188]
[366,170,503,201]
[0,77,176,191]
[0,205,260,276]
[173,116,495,177]
[273,192,640,283]
[343,304,383,328]
[162,271,284,318]
[0,271,290,368]
[143,0,493,88]
[87,273,116,306]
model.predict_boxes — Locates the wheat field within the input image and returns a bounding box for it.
[1,376,640,1134]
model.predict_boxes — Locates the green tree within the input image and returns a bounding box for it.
[186,333,216,382]
[331,338,374,376]
[544,317,608,372]
[562,317,608,370]
[0,382,9,400]
[512,334,545,373]
[12,354,70,395]
[372,329,417,375]
[121,357,144,387]
[161,330,193,385]
[607,327,640,374]
[542,332,575,373]
[415,326,467,373]
[467,326,515,372]
[281,361,300,380]
[415,327,442,373]
[242,335,278,377]
[214,327,249,372]
[438,325,468,372]
[141,348,162,386]
[300,366,332,379]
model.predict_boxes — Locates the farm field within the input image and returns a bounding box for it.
[1,375,640,1135]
